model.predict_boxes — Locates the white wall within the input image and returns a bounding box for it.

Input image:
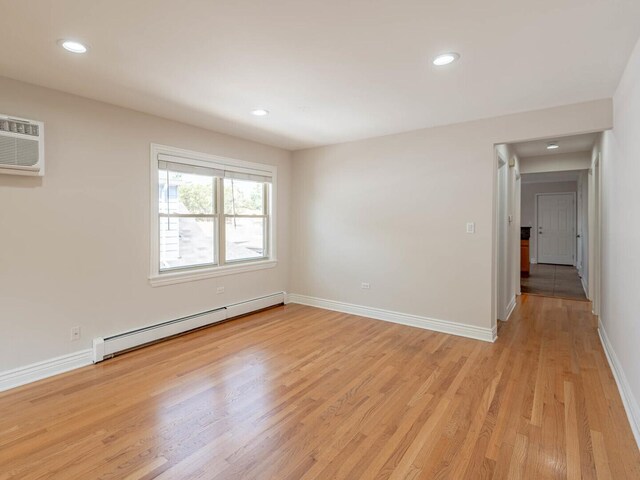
[520,181,578,263]
[0,77,292,371]
[291,99,612,333]
[519,151,591,174]
[600,36,640,442]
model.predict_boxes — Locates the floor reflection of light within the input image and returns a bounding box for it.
[151,351,276,463]
[220,354,270,416]
[216,353,280,456]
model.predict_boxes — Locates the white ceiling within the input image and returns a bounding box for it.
[513,132,599,158]
[521,170,583,184]
[1,1,639,150]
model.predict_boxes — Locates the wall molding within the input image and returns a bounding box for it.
[94,292,285,362]
[1,294,499,392]
[2,293,287,392]
[288,294,497,343]
[505,296,517,321]
[0,349,93,393]
[581,276,589,299]
[598,319,640,449]
[149,260,277,287]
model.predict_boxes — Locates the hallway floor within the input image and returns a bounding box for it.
[521,264,588,300]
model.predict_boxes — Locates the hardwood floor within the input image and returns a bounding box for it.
[1,296,639,479]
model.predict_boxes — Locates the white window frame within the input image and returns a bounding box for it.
[149,143,277,287]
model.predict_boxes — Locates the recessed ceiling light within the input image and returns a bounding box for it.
[251,109,269,117]
[433,52,460,66]
[59,39,88,54]
[547,143,559,150]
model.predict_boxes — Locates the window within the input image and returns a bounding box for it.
[224,177,268,262]
[150,144,276,286]
[159,162,217,271]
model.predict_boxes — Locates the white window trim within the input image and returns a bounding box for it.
[149,143,277,287]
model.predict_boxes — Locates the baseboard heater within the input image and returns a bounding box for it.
[92,292,285,363]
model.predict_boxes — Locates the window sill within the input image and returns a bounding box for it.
[149,260,277,287]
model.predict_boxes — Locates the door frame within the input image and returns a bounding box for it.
[576,173,585,276]
[588,152,602,314]
[492,131,607,338]
[534,191,577,266]
[514,171,522,295]
[496,155,508,321]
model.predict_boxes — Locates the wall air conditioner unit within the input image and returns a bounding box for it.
[0,114,44,176]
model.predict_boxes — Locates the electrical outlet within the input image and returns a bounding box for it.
[70,326,81,341]
[361,282,370,289]
[216,286,225,294]
[466,222,475,234]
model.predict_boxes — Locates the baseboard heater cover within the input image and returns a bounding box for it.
[92,292,285,363]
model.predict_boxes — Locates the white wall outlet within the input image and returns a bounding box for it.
[216,286,225,294]
[361,282,370,289]
[70,326,81,341]
[466,222,475,234]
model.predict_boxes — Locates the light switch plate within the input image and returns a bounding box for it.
[466,222,475,234]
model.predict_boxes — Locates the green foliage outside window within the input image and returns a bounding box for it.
[176,178,264,217]
[178,183,213,215]
[224,179,264,215]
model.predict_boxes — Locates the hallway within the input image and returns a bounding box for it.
[521,264,588,301]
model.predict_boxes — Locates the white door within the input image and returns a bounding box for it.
[537,193,576,265]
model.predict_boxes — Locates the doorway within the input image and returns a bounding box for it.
[523,191,585,297]
[507,132,602,302]
[520,178,586,301]
[493,132,605,329]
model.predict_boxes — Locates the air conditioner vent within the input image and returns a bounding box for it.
[0,136,39,167]
[0,114,44,176]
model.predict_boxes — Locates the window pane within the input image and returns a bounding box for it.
[224,178,264,215]
[225,217,265,261]
[160,217,215,270]
[159,168,215,215]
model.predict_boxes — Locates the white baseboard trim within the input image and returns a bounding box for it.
[598,319,640,449]
[1,293,288,393]
[581,276,589,299]
[0,349,93,393]
[93,292,285,363]
[288,294,497,343]
[505,296,517,321]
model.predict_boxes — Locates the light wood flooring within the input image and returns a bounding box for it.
[1,295,639,479]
